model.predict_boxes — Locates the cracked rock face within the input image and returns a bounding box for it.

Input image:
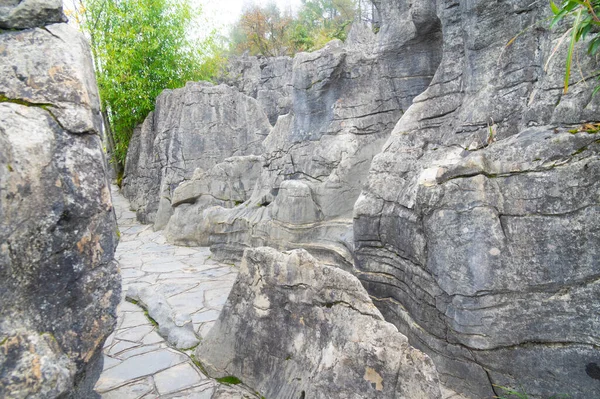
[166,6,442,267]
[218,55,293,126]
[0,9,120,399]
[197,247,442,399]
[122,82,271,229]
[165,155,264,246]
[0,0,65,29]
[354,0,600,398]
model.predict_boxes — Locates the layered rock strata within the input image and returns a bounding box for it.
[0,5,120,398]
[166,12,443,268]
[122,82,272,229]
[198,247,442,399]
[354,0,600,398]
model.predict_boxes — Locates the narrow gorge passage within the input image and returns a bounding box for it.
[94,187,250,398]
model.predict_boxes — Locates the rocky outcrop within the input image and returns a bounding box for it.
[0,0,65,29]
[122,82,271,229]
[166,13,443,268]
[0,8,119,399]
[354,0,600,398]
[197,247,442,399]
[165,155,264,246]
[218,55,293,125]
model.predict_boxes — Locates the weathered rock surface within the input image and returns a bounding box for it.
[165,155,263,246]
[0,9,119,399]
[218,55,293,125]
[354,0,600,398]
[198,247,442,399]
[167,11,442,267]
[0,0,65,29]
[126,286,199,350]
[122,82,271,229]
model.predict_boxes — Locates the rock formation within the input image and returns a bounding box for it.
[122,82,271,229]
[218,55,293,126]
[198,247,442,399]
[165,13,442,268]
[0,2,120,398]
[122,0,600,397]
[354,0,600,398]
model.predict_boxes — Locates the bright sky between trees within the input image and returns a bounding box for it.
[199,0,303,36]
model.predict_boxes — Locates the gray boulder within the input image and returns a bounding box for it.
[0,0,65,29]
[354,0,600,397]
[0,16,119,399]
[126,286,199,350]
[122,82,272,229]
[197,247,442,399]
[168,14,443,268]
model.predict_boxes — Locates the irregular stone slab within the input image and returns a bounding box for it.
[162,381,217,399]
[107,340,140,357]
[95,349,187,392]
[197,247,441,399]
[115,325,155,343]
[117,344,164,360]
[354,0,600,398]
[191,309,221,324]
[120,311,150,329]
[100,377,154,399]
[153,363,205,395]
[166,288,207,315]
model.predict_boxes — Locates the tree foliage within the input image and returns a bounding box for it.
[79,0,223,167]
[550,0,600,93]
[230,0,374,56]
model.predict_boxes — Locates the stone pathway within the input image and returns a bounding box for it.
[94,187,249,398]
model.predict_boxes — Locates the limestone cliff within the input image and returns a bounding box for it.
[122,82,271,229]
[165,14,442,269]
[0,2,120,397]
[354,0,600,398]
[121,0,600,397]
[218,55,293,126]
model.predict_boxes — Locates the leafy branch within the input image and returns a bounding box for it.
[550,0,600,93]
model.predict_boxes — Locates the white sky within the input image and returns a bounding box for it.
[196,0,303,37]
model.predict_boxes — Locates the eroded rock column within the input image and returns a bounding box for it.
[354,0,600,397]
[0,3,120,397]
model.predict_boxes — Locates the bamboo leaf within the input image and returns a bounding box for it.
[564,8,583,93]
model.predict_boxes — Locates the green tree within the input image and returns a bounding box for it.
[229,0,370,56]
[80,0,222,171]
[233,3,292,56]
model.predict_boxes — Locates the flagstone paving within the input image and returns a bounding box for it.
[95,186,255,399]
